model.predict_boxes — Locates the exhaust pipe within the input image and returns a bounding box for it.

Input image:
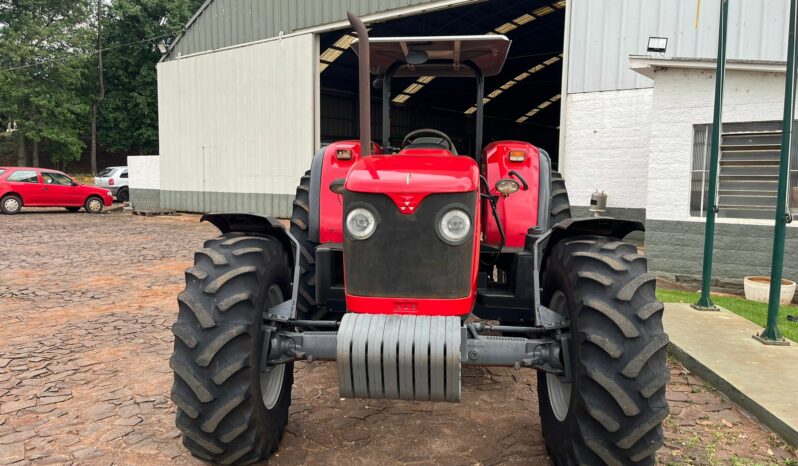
[347,12,371,157]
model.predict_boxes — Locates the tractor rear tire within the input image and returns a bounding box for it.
[538,236,669,465]
[290,170,324,320]
[550,172,571,225]
[170,233,294,465]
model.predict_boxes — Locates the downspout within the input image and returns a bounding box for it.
[348,12,371,157]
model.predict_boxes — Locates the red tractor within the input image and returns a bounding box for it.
[169,13,669,466]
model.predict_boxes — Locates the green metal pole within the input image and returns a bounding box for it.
[694,0,729,310]
[757,0,798,344]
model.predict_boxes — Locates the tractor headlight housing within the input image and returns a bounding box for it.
[436,207,472,245]
[346,206,378,240]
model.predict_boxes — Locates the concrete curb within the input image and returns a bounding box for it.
[668,342,798,447]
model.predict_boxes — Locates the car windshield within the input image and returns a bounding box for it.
[97,168,114,177]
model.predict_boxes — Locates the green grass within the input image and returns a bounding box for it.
[71,174,95,185]
[656,288,798,343]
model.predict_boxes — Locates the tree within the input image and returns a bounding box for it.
[99,0,203,155]
[0,0,92,167]
[90,0,104,174]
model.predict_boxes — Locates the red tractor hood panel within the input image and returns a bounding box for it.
[345,154,479,194]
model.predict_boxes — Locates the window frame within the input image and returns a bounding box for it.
[42,171,74,186]
[689,121,798,221]
[6,170,40,183]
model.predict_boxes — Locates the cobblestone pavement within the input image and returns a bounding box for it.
[0,209,796,465]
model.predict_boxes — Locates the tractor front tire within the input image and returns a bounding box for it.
[170,233,293,465]
[538,236,669,465]
[290,170,323,320]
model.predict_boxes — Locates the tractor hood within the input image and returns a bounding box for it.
[345,154,479,195]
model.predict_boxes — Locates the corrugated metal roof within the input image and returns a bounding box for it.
[567,0,792,93]
[163,0,477,60]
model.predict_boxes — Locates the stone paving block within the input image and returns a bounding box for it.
[0,443,25,465]
[0,400,35,415]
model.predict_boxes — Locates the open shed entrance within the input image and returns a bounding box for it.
[319,0,566,164]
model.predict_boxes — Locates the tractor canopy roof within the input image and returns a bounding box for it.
[353,35,511,77]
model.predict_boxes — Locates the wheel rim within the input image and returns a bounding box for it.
[547,290,572,422]
[4,198,19,212]
[260,284,286,410]
[88,199,101,212]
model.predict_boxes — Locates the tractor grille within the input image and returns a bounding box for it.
[343,191,477,299]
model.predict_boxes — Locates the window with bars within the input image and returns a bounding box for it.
[690,121,798,220]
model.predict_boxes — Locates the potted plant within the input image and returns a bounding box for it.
[744,276,797,304]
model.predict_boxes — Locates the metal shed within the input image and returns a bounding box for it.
[158,0,500,216]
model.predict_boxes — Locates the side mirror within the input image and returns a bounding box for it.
[495,178,520,196]
[71,181,79,187]
[329,178,345,194]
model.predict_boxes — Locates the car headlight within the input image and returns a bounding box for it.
[436,208,472,245]
[346,207,377,240]
[107,191,113,197]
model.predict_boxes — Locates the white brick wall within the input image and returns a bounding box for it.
[562,88,653,210]
[128,156,160,190]
[645,68,787,222]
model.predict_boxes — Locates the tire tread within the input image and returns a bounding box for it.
[170,234,293,464]
[539,236,669,465]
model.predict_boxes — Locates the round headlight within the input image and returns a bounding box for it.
[346,207,377,240]
[437,208,472,245]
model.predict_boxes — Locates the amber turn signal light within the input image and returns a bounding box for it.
[508,149,526,162]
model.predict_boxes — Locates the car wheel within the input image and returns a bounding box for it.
[84,196,104,214]
[65,207,81,213]
[1,194,22,215]
[117,188,129,203]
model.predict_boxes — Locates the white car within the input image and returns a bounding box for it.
[94,166,129,202]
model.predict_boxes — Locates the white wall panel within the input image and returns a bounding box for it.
[562,88,653,210]
[568,0,791,93]
[645,67,790,224]
[157,33,316,209]
[127,156,160,190]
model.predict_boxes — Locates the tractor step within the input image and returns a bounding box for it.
[336,314,462,402]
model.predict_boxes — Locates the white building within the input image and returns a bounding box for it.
[154,0,798,290]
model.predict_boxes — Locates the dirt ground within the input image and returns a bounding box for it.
[0,209,795,466]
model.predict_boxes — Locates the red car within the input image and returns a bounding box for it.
[0,167,113,215]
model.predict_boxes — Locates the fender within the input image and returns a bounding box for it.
[483,141,547,248]
[311,140,382,244]
[531,217,645,328]
[201,213,302,319]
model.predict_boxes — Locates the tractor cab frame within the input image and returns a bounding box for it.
[362,34,511,157]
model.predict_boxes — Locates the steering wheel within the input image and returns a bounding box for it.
[401,129,458,154]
